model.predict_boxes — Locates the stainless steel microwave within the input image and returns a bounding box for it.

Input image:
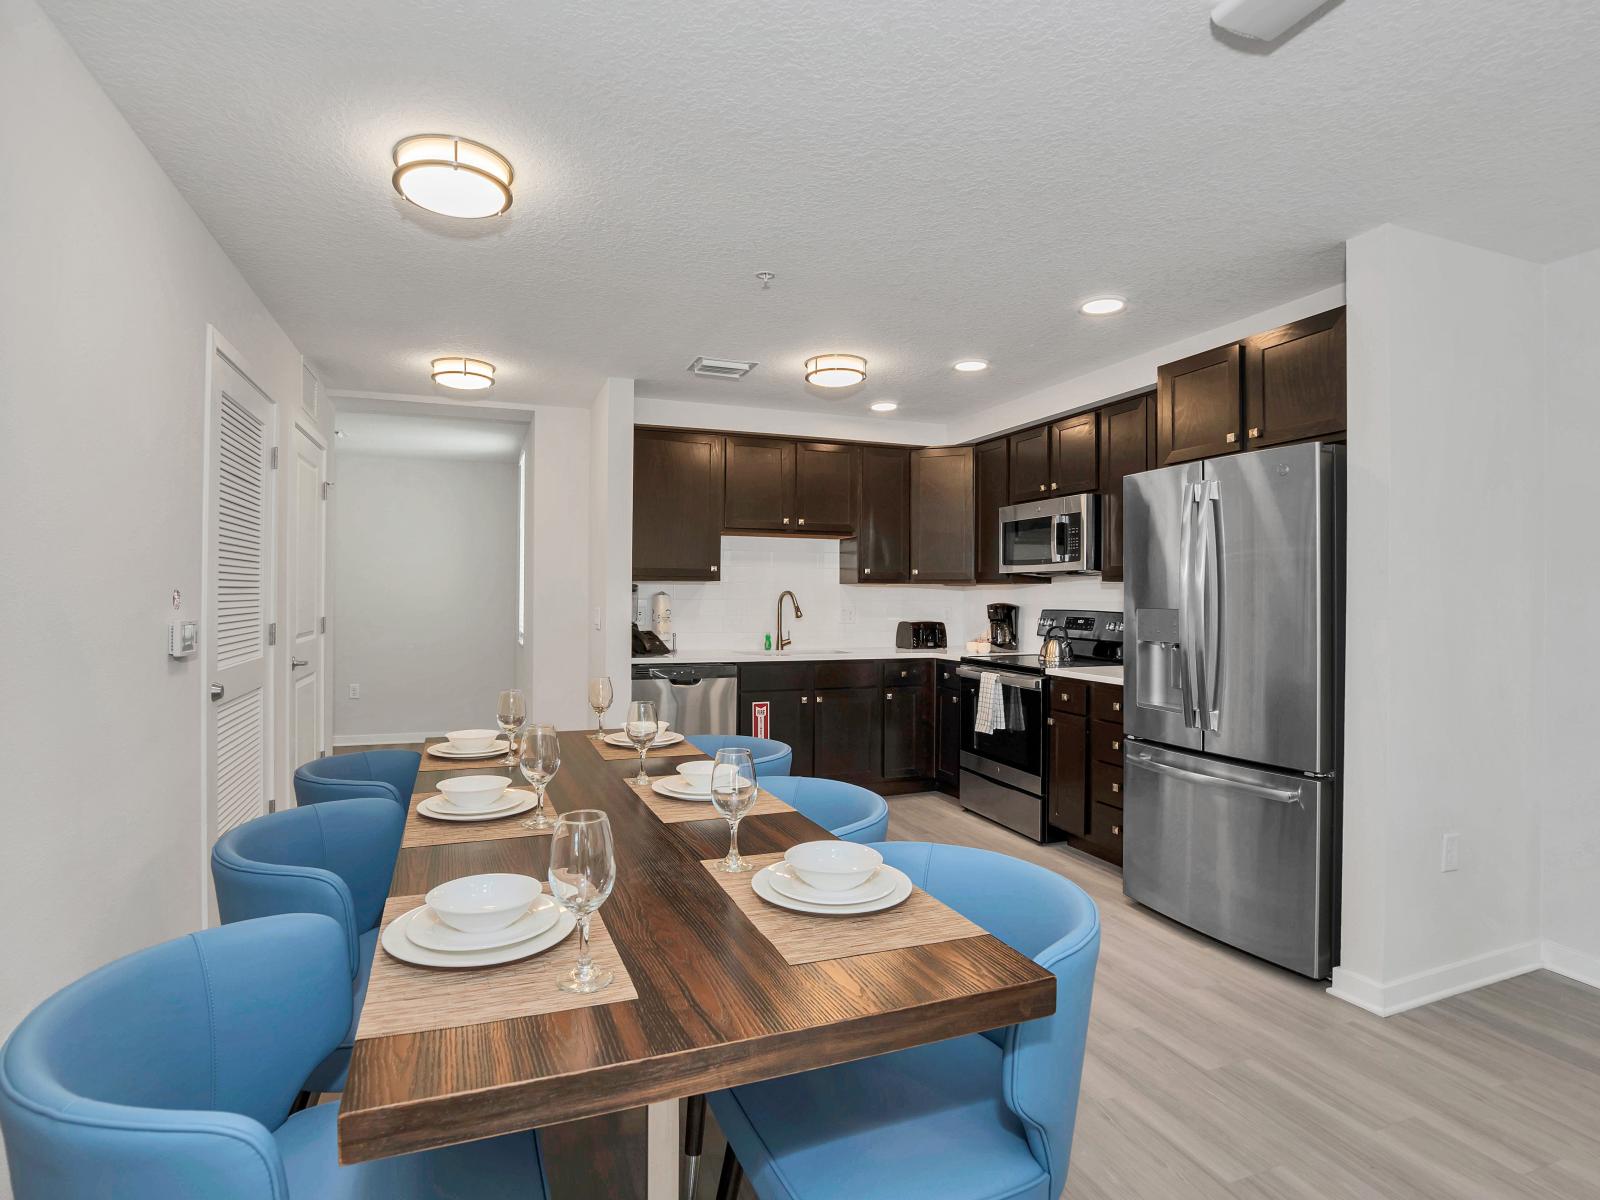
[998,494,1100,574]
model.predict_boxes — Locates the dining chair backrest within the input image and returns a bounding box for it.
[292,749,420,810]
[0,914,350,1199]
[212,796,403,977]
[759,776,888,843]
[684,736,792,779]
[871,841,1100,1200]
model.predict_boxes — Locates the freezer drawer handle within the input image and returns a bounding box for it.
[1128,753,1304,805]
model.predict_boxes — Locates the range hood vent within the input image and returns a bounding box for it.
[687,357,757,379]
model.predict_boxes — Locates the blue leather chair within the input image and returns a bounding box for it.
[685,735,792,780]
[760,777,888,843]
[0,914,547,1200]
[708,842,1100,1200]
[293,749,420,811]
[211,797,403,1093]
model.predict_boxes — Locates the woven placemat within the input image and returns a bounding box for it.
[593,737,702,762]
[355,894,637,1040]
[701,852,985,965]
[402,790,560,848]
[625,778,794,825]
[419,740,514,772]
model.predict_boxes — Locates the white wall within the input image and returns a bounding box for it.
[0,2,311,1188]
[1539,247,1600,987]
[635,395,949,447]
[331,455,518,742]
[523,406,594,728]
[1332,225,1547,1015]
[589,380,635,706]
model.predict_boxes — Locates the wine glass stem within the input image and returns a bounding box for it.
[574,912,593,983]
[727,817,742,867]
[638,746,648,780]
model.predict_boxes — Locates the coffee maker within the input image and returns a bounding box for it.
[987,603,1019,650]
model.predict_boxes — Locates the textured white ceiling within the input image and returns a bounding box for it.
[40,0,1600,422]
[335,411,527,462]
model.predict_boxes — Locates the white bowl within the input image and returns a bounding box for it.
[783,841,884,893]
[436,775,511,812]
[446,729,500,753]
[426,874,541,933]
[675,761,716,794]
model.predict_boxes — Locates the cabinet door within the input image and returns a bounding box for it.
[936,687,962,788]
[1096,392,1152,583]
[739,688,813,776]
[792,443,858,533]
[1007,425,1051,502]
[1047,713,1088,835]
[1049,413,1099,494]
[1244,307,1346,448]
[812,686,880,783]
[1155,343,1243,466]
[974,438,1009,584]
[633,429,724,581]
[846,445,910,583]
[882,683,932,782]
[909,446,975,583]
[724,436,793,531]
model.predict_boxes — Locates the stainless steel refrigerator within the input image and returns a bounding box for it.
[1122,441,1342,978]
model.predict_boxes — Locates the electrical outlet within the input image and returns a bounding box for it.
[840,607,856,625]
[1441,833,1460,872]
[348,683,361,700]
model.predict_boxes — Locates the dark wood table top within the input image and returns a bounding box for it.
[338,731,1056,1164]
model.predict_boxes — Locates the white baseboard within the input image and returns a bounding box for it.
[1542,940,1600,990]
[1328,940,1544,1017]
[332,732,433,747]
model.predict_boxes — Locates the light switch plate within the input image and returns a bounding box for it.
[167,620,199,659]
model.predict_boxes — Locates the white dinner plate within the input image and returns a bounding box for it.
[752,864,913,916]
[381,904,577,968]
[766,861,897,907]
[417,789,537,821]
[649,777,713,802]
[603,731,686,749]
[404,894,561,952]
[427,740,511,760]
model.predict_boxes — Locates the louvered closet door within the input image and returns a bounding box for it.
[206,350,277,842]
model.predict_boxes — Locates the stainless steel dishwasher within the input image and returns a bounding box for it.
[630,663,737,736]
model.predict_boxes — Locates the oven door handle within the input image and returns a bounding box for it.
[955,665,1043,691]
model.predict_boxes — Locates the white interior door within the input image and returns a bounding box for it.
[205,348,276,844]
[287,425,328,780]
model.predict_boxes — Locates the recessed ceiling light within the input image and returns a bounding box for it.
[392,135,513,219]
[870,400,898,413]
[431,356,496,390]
[1080,296,1126,315]
[953,359,989,372]
[805,353,867,388]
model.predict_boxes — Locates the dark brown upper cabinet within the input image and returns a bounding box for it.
[974,438,1010,584]
[1049,412,1099,494]
[910,446,975,583]
[723,436,857,534]
[1096,391,1153,583]
[1155,343,1243,466]
[1007,425,1051,502]
[632,428,724,581]
[1244,307,1346,449]
[841,445,910,583]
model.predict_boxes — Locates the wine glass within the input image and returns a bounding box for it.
[496,689,526,765]
[624,700,658,786]
[708,747,758,873]
[587,677,614,742]
[517,722,560,830]
[547,810,617,994]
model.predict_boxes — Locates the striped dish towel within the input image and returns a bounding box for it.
[974,672,1006,735]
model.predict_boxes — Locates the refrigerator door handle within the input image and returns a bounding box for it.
[1127,752,1304,805]
[1177,484,1200,728]
[1198,479,1222,732]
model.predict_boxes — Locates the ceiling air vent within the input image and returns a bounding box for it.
[687,357,757,380]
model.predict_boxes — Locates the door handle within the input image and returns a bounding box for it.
[210,684,224,701]
[1128,753,1302,803]
[291,658,309,669]
[1197,479,1222,733]
[1178,483,1200,728]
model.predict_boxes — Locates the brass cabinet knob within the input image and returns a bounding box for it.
[1051,482,1058,490]
[1111,782,1120,793]
[710,565,718,572]
[782,517,790,524]
[1039,484,1046,492]
[1112,700,1121,712]
[1225,432,1237,444]
[1248,427,1260,439]
[864,567,871,575]
[801,696,809,703]
[1047,716,1055,726]
[798,517,806,525]
[1112,824,1122,836]
[911,568,919,575]
[886,692,894,700]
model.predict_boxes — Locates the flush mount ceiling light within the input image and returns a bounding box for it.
[804,353,867,388]
[1080,296,1126,315]
[952,359,989,372]
[392,135,513,218]
[870,400,898,413]
[430,356,496,391]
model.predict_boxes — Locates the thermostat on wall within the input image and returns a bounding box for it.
[168,620,199,659]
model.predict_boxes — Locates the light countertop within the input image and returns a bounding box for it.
[632,647,1123,686]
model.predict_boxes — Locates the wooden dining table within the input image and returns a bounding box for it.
[338,730,1057,1197]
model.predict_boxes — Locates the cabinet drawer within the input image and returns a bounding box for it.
[936,663,961,691]
[1091,722,1125,766]
[816,660,880,689]
[1090,801,1125,852]
[884,660,932,687]
[740,661,815,692]
[1092,762,1124,809]
[1049,679,1089,716]
[1090,684,1124,724]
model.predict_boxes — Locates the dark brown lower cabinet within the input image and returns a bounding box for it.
[1049,680,1124,866]
[1047,713,1088,836]
[882,682,932,782]
[812,687,881,784]
[737,688,814,776]
[935,686,961,794]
